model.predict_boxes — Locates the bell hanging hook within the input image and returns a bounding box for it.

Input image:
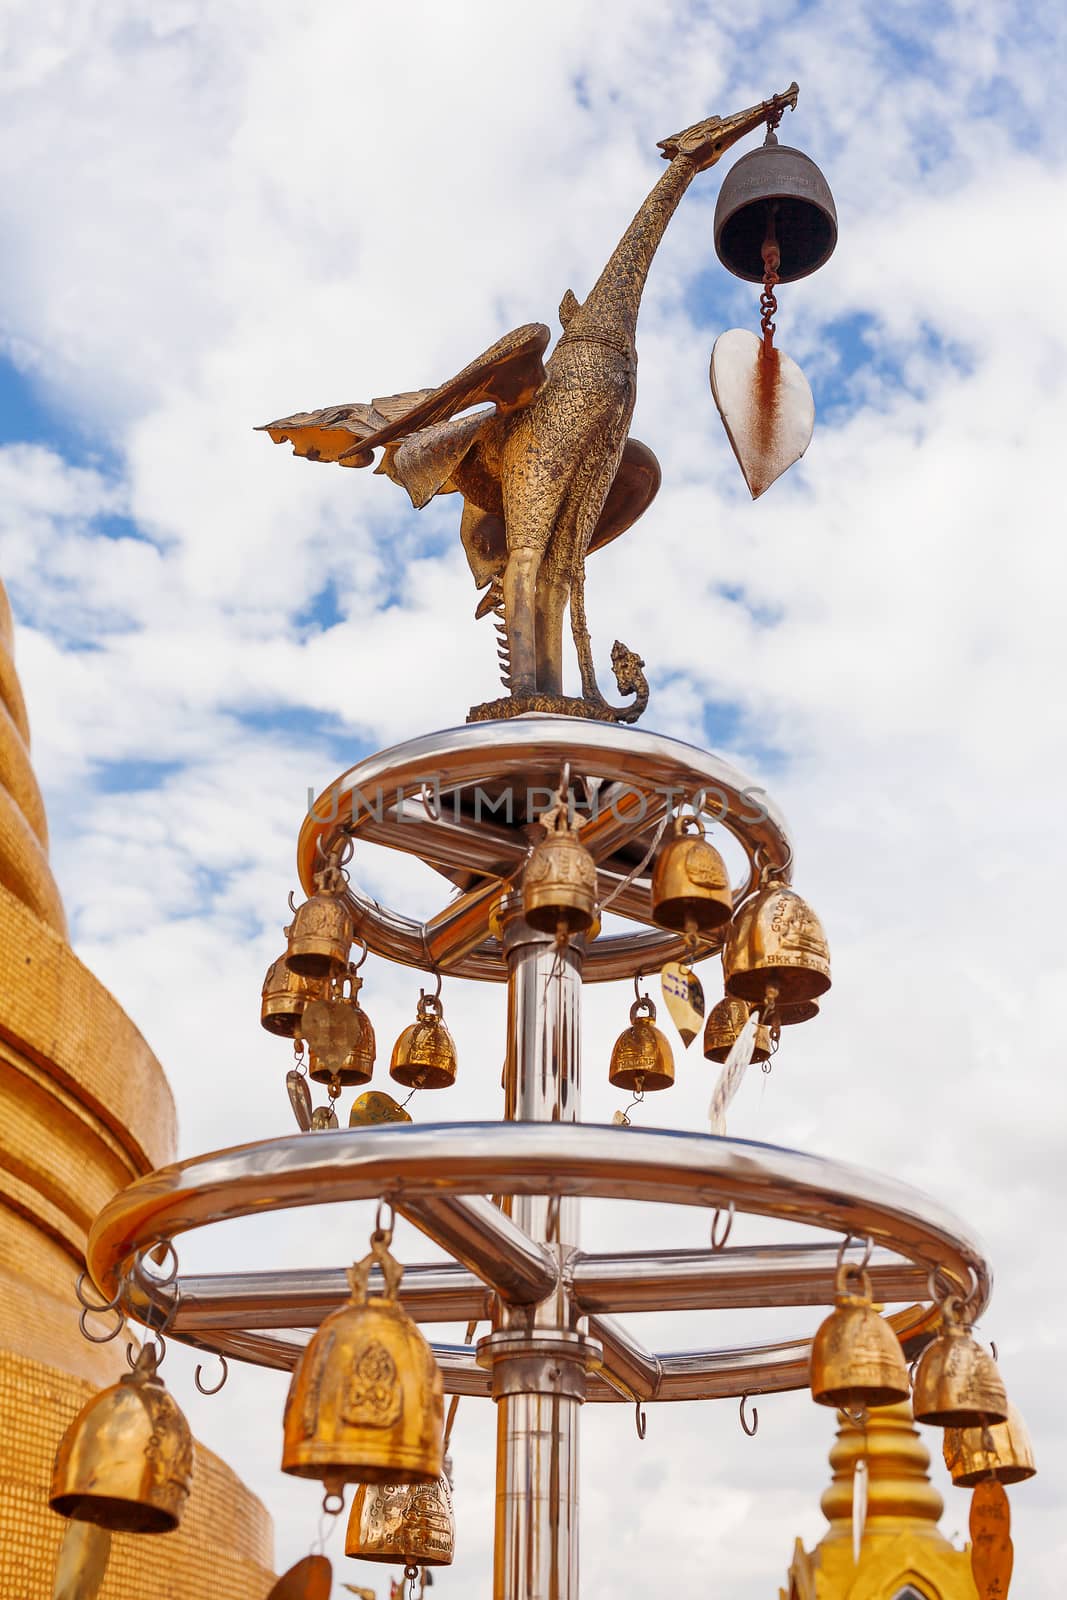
[739,1393,759,1437]
[836,1233,873,1272]
[634,1400,648,1441]
[710,1201,734,1252]
[195,1352,229,1396]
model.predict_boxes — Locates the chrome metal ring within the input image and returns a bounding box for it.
[296,719,792,983]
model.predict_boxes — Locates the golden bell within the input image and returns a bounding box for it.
[723,879,830,1009]
[702,996,772,1064]
[50,1346,194,1533]
[776,996,820,1026]
[650,817,733,934]
[609,997,675,1092]
[286,877,354,979]
[943,1402,1036,1487]
[911,1314,1008,1428]
[523,810,597,937]
[282,1230,443,1490]
[302,974,377,1087]
[810,1266,911,1410]
[346,1472,455,1566]
[261,954,328,1037]
[390,992,457,1090]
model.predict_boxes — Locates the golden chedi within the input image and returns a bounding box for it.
[0,579,274,1596]
[781,1402,980,1599]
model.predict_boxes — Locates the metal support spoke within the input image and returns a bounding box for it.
[586,1313,662,1401]
[397,1194,559,1306]
[169,1262,490,1331]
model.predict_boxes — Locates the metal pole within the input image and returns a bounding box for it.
[484,893,591,1600]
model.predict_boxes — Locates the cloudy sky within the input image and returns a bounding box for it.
[2,0,1065,1593]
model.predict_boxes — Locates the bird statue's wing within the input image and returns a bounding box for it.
[258,322,551,469]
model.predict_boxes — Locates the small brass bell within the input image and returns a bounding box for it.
[776,996,820,1026]
[523,803,597,938]
[714,127,838,283]
[943,1402,1036,1487]
[261,954,328,1037]
[50,1345,194,1533]
[723,879,830,1011]
[286,860,354,978]
[301,972,376,1087]
[390,991,457,1090]
[810,1265,911,1410]
[346,1472,455,1566]
[282,1226,443,1490]
[911,1307,1008,1428]
[650,817,733,934]
[702,996,772,1064]
[609,997,675,1092]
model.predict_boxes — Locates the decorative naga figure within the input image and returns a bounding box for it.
[260,84,798,724]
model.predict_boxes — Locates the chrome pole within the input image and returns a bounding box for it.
[486,893,591,1600]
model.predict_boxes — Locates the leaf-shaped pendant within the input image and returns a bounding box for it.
[349,1089,413,1126]
[710,328,814,499]
[53,1523,111,1600]
[299,997,362,1072]
[970,1479,1013,1599]
[660,961,704,1048]
[266,1556,333,1600]
[286,1069,313,1132]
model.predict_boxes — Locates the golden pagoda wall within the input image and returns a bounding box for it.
[0,582,275,1596]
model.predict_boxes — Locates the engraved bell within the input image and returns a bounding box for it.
[261,953,328,1038]
[523,806,597,938]
[911,1310,1008,1428]
[650,817,733,934]
[390,991,457,1090]
[810,1266,911,1410]
[346,1472,455,1567]
[301,971,376,1087]
[50,1346,194,1533]
[702,996,772,1064]
[609,997,675,1092]
[943,1402,1036,1487]
[723,879,830,1010]
[282,1229,443,1491]
[714,128,838,283]
[286,861,354,978]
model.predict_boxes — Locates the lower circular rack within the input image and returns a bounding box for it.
[88,1121,989,1405]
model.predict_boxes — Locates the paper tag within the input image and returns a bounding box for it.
[660,961,705,1048]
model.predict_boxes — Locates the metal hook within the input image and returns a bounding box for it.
[126,1331,167,1370]
[349,935,369,973]
[133,1241,179,1292]
[374,1197,396,1241]
[195,1353,229,1395]
[288,888,299,914]
[75,1270,123,1316]
[710,1202,734,1252]
[836,1233,873,1272]
[842,1404,869,1428]
[634,1401,647,1441]
[739,1393,759,1436]
[420,780,442,822]
[421,968,443,1001]
[990,1340,999,1362]
[79,1304,125,1344]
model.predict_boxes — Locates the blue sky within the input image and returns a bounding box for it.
[1,0,1065,1593]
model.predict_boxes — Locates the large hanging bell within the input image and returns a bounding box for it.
[346,1471,455,1566]
[911,1308,1008,1428]
[261,954,328,1037]
[810,1265,911,1410]
[282,1228,443,1491]
[650,817,733,934]
[943,1402,1036,1487]
[50,1346,194,1533]
[286,863,354,979]
[714,127,838,283]
[390,991,457,1090]
[702,996,772,1064]
[723,879,830,1011]
[609,997,675,1092]
[523,806,597,938]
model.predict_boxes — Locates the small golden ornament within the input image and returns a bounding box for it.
[350,1090,413,1126]
[522,799,597,938]
[50,1345,194,1533]
[286,1068,314,1132]
[390,991,457,1089]
[659,959,705,1048]
[286,858,354,978]
[265,1556,333,1600]
[944,1402,1036,1487]
[650,816,732,933]
[346,1472,455,1566]
[911,1304,1008,1428]
[809,1265,911,1410]
[702,996,772,1064]
[723,878,830,1011]
[261,954,328,1037]
[970,1478,1013,1600]
[282,1225,444,1491]
[776,996,820,1026]
[609,997,675,1092]
[300,973,376,1087]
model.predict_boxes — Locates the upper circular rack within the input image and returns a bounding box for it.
[297,718,793,982]
[87,1122,990,1404]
